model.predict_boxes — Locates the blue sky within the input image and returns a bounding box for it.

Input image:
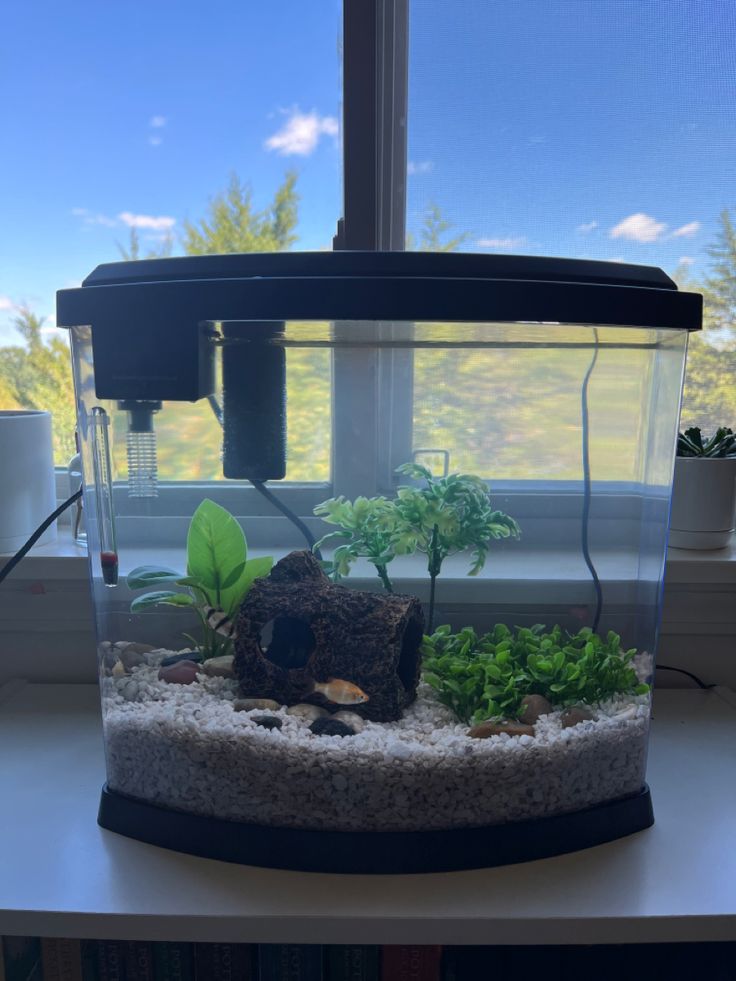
[1,0,734,345]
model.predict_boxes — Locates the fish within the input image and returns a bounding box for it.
[312,678,369,705]
[205,608,369,705]
[206,607,237,639]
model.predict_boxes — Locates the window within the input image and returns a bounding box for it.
[2,0,733,528]
[406,0,736,433]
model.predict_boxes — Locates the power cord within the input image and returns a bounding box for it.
[580,328,603,633]
[0,488,83,586]
[656,664,716,690]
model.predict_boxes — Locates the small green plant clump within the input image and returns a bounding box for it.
[421,623,649,726]
[677,427,736,458]
[126,499,273,660]
[314,463,520,630]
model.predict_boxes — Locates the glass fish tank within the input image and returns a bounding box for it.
[57,252,701,872]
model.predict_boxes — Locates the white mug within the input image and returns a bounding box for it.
[0,410,57,554]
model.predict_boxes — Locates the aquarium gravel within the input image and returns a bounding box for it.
[102,649,650,833]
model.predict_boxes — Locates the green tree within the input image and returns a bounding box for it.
[407,201,470,252]
[0,307,76,461]
[703,208,736,335]
[181,172,299,255]
[116,227,173,261]
[676,208,736,431]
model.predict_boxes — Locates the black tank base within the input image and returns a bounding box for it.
[98,784,653,874]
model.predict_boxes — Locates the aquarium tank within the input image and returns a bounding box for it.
[56,252,701,873]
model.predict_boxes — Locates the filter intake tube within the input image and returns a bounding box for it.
[221,321,287,481]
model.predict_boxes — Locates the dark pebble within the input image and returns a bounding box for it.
[253,714,283,730]
[160,651,203,667]
[310,717,355,737]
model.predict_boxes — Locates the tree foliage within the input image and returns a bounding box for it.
[407,201,470,252]
[0,307,76,461]
[677,207,736,431]
[181,172,299,254]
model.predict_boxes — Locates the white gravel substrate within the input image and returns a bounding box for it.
[102,649,651,832]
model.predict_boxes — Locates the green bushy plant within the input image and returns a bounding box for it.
[421,623,648,725]
[392,464,520,629]
[313,463,521,629]
[126,499,273,660]
[313,495,400,592]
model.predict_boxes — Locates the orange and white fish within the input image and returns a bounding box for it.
[312,678,369,705]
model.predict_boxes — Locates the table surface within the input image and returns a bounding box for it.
[1,682,735,945]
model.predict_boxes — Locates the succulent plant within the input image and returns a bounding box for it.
[677,427,736,458]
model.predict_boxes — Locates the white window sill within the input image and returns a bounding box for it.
[4,526,735,587]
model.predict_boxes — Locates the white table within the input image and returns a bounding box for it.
[0,683,734,945]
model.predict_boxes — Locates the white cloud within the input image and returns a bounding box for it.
[149,115,167,128]
[670,221,701,239]
[148,135,163,147]
[609,213,667,243]
[576,221,598,234]
[476,236,526,249]
[407,160,434,176]
[0,295,13,311]
[678,256,695,266]
[265,109,339,156]
[118,212,176,231]
[71,207,116,227]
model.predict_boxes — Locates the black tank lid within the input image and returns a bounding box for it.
[57,251,702,331]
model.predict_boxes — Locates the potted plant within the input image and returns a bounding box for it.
[669,427,736,549]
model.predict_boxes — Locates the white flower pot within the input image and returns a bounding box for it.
[669,456,736,549]
[0,410,57,554]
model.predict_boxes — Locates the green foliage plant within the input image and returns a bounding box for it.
[393,464,520,631]
[126,499,272,660]
[313,495,399,592]
[677,426,736,458]
[312,464,521,631]
[421,623,648,726]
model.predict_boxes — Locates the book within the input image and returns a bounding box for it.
[124,941,155,981]
[94,940,126,981]
[326,946,379,981]
[257,944,323,981]
[194,943,256,981]
[152,942,195,981]
[41,939,85,981]
[1,937,41,981]
[380,947,442,981]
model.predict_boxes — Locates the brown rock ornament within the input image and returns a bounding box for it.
[232,551,424,722]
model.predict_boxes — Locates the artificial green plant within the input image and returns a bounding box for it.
[126,499,273,660]
[313,463,520,631]
[421,623,648,725]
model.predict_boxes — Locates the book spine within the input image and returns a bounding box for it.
[124,942,155,981]
[257,945,323,981]
[326,946,380,981]
[41,939,84,981]
[94,940,127,981]
[194,943,256,980]
[152,942,195,981]
[1,938,42,981]
[380,947,442,981]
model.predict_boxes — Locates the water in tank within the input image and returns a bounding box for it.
[57,252,701,872]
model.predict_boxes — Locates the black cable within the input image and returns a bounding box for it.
[0,489,83,586]
[580,328,603,634]
[249,479,323,561]
[205,394,321,558]
[656,664,715,690]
